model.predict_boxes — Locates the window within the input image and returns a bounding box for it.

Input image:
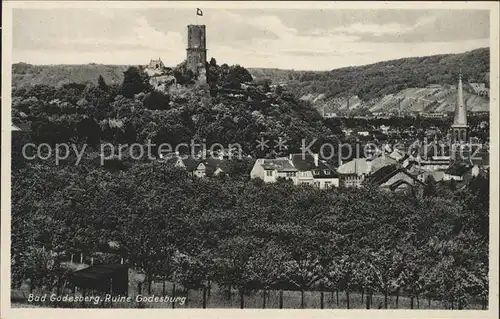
[325,181,331,188]
[324,170,330,175]
[266,170,273,177]
[286,172,296,177]
[313,170,320,175]
[313,182,320,188]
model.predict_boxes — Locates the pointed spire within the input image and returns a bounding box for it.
[453,72,467,127]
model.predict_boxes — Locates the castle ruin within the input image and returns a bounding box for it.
[186,25,207,77]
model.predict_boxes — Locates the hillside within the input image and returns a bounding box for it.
[250,48,490,115]
[249,48,489,99]
[12,63,128,88]
[299,84,489,116]
[12,48,490,115]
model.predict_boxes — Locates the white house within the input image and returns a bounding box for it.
[250,154,339,188]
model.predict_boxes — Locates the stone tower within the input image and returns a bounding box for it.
[451,73,468,144]
[186,25,207,75]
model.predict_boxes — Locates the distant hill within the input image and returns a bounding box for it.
[249,48,489,99]
[12,47,490,115]
[297,84,489,116]
[249,47,490,115]
[12,63,128,88]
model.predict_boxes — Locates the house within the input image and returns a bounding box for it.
[250,158,297,183]
[407,141,452,171]
[193,158,231,178]
[290,154,339,188]
[443,162,486,182]
[369,154,399,174]
[417,170,446,183]
[388,149,406,162]
[379,125,390,134]
[337,158,369,187]
[368,165,425,195]
[336,153,399,187]
[462,165,488,183]
[162,155,230,178]
[357,131,370,137]
[250,154,339,189]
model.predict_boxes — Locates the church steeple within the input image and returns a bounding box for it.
[453,72,467,127]
[451,72,469,145]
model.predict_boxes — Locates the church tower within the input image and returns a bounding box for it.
[186,25,207,76]
[451,73,468,144]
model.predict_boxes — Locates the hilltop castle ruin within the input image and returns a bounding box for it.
[186,25,207,76]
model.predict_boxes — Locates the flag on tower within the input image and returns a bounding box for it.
[197,8,203,16]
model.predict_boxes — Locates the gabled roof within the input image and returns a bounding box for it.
[388,149,405,161]
[313,160,339,179]
[11,122,31,132]
[290,154,316,171]
[162,155,200,171]
[337,158,369,175]
[260,159,297,171]
[369,165,425,187]
[202,158,231,176]
[387,179,414,191]
[370,155,399,174]
[369,164,400,184]
[163,155,231,174]
[72,264,127,281]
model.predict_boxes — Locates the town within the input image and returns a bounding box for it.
[9,13,491,312]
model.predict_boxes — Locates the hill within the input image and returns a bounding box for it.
[12,48,490,115]
[249,47,490,115]
[12,63,128,88]
[298,84,489,116]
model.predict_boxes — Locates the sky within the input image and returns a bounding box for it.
[12,8,490,70]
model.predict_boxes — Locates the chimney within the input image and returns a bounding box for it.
[313,153,319,167]
[289,153,293,160]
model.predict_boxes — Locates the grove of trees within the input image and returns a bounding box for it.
[11,160,489,309]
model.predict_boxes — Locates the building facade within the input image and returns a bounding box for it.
[250,154,339,189]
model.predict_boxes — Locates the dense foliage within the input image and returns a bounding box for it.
[12,65,333,158]
[11,161,489,309]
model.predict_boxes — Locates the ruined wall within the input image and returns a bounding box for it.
[186,25,207,76]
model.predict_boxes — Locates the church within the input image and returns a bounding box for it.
[451,73,469,146]
[408,73,487,172]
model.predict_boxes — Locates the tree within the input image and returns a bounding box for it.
[23,247,71,293]
[143,91,170,110]
[245,241,287,308]
[213,236,259,308]
[97,75,108,91]
[423,175,437,197]
[120,66,150,98]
